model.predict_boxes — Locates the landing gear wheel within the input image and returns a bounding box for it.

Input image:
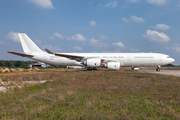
[131,66,134,70]
[86,67,93,71]
[156,68,160,72]
[93,67,97,70]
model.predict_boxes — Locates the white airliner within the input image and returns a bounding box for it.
[8,33,174,71]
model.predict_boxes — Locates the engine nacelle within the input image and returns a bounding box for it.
[105,62,121,70]
[84,59,102,67]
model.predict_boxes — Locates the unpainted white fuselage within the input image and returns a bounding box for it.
[31,52,174,67]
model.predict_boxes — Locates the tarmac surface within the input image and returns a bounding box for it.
[139,69,180,77]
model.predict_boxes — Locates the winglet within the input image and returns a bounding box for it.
[45,49,54,54]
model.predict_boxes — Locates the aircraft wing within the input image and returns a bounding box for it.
[55,53,122,64]
[8,51,34,58]
[55,53,84,61]
[46,49,122,63]
[45,49,84,61]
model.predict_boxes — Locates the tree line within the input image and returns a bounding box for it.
[0,60,66,69]
[0,60,37,68]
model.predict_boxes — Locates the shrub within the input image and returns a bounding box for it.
[23,66,29,69]
[9,69,12,72]
[27,84,46,91]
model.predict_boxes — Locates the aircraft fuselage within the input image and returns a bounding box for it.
[31,52,174,67]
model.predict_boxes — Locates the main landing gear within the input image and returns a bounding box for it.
[86,67,97,71]
[156,66,161,72]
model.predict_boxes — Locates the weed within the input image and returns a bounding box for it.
[27,84,46,91]
[23,70,28,72]
[0,69,180,119]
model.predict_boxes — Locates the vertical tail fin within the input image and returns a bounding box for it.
[18,33,43,53]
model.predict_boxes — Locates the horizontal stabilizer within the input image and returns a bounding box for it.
[8,51,34,58]
[45,49,54,54]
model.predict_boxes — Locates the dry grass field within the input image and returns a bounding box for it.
[0,68,180,119]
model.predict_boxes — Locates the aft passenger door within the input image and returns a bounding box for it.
[44,56,47,61]
[127,54,131,66]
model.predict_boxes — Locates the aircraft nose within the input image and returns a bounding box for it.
[170,58,175,63]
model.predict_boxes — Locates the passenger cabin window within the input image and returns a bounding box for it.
[93,57,99,58]
[134,57,154,58]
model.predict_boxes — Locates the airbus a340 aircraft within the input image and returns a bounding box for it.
[8,33,175,71]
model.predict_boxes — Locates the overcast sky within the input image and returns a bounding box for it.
[0,0,180,65]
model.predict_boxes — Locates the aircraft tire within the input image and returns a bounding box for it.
[156,68,160,72]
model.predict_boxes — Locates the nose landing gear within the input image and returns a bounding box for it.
[156,66,161,72]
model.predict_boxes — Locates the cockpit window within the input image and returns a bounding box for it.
[167,56,171,58]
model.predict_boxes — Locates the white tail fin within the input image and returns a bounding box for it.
[18,33,43,53]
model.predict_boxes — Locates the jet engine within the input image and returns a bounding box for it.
[104,62,121,70]
[84,59,102,67]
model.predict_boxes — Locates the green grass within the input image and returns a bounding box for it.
[0,69,180,119]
